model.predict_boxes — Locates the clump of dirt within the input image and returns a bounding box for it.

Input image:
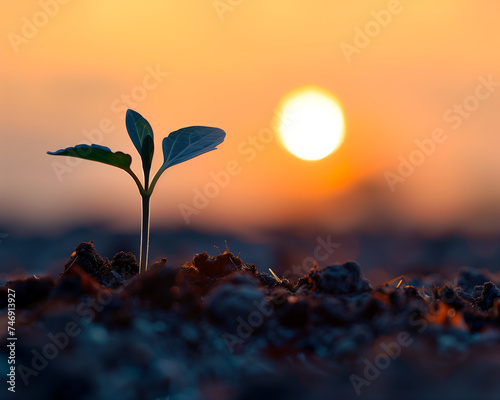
[472,281,500,310]
[2,242,500,400]
[457,266,495,292]
[110,251,139,278]
[62,241,138,288]
[0,276,54,308]
[298,261,372,294]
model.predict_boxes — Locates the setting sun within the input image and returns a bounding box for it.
[278,86,345,161]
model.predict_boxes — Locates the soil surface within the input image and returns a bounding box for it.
[2,241,500,400]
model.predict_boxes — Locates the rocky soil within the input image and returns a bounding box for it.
[2,241,500,400]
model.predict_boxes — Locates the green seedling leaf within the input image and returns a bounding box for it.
[148,126,225,193]
[161,126,225,170]
[48,144,132,170]
[126,109,154,179]
[126,109,154,154]
[48,144,145,195]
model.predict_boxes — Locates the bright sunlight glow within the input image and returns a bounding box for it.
[278,86,345,161]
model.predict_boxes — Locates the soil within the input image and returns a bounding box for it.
[2,241,500,400]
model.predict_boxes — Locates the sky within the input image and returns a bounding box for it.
[1,0,500,239]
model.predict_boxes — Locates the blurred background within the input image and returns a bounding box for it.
[1,1,500,282]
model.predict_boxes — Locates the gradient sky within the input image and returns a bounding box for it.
[1,1,500,237]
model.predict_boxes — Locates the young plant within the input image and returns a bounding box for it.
[48,109,225,273]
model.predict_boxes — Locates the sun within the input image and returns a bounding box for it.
[278,86,345,161]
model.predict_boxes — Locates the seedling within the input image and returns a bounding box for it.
[48,109,225,273]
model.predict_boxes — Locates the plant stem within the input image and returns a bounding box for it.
[139,193,151,273]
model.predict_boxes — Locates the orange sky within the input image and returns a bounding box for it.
[1,1,500,237]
